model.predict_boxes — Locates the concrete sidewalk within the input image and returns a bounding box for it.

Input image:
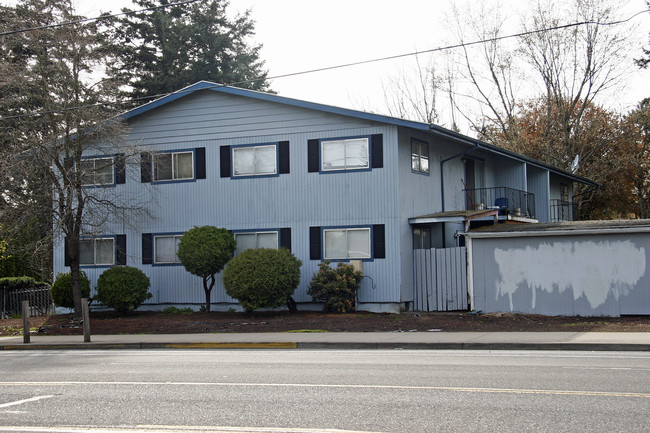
[1,331,649,351]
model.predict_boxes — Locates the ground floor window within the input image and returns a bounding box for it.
[234,231,279,256]
[413,227,432,249]
[323,227,371,259]
[79,237,115,266]
[154,234,183,264]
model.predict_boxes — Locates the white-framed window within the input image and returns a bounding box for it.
[413,227,431,249]
[79,157,114,186]
[321,137,369,171]
[153,151,194,181]
[232,144,277,177]
[234,231,279,256]
[154,234,182,264]
[79,237,115,266]
[323,227,371,259]
[411,140,429,174]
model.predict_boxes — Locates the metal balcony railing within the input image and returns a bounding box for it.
[550,199,574,222]
[464,187,536,219]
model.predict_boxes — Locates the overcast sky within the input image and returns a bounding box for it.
[4,0,650,134]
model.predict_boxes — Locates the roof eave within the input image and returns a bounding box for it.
[119,81,598,187]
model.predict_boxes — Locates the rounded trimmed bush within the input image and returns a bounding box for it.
[177,226,236,312]
[95,266,152,313]
[223,248,302,312]
[50,272,91,309]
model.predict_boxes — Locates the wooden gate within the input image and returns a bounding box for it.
[413,247,468,312]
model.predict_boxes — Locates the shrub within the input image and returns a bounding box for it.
[307,261,363,313]
[0,276,48,292]
[223,248,302,312]
[50,272,91,309]
[177,226,235,312]
[95,266,152,313]
[161,306,193,314]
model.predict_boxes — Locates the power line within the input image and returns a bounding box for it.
[0,0,201,37]
[1,9,647,122]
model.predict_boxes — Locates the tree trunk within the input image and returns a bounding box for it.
[203,274,216,313]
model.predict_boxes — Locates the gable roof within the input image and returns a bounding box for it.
[122,81,598,187]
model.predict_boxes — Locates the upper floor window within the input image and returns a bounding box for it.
[233,144,277,177]
[141,148,205,183]
[234,231,279,256]
[79,237,115,266]
[154,234,182,264]
[308,135,382,173]
[154,151,193,181]
[323,227,371,260]
[411,140,429,174]
[80,157,114,186]
[321,137,369,171]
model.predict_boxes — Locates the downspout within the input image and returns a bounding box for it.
[439,142,481,212]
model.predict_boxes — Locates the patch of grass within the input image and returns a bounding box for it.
[161,306,194,315]
[284,329,329,333]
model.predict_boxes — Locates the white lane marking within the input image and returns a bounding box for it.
[0,381,647,398]
[562,366,650,371]
[0,426,384,433]
[0,395,54,408]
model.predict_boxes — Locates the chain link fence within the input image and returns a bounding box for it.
[1,286,54,318]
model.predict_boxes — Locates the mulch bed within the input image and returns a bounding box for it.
[2,310,649,336]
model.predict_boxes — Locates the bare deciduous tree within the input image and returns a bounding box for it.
[382,54,440,124]
[0,0,147,317]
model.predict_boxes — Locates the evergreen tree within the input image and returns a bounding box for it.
[108,0,270,103]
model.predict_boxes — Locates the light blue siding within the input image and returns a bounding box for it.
[54,90,402,309]
[527,166,550,222]
[53,86,595,313]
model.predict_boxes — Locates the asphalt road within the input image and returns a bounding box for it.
[0,349,648,433]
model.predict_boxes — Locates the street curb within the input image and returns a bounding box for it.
[0,342,298,350]
[0,342,648,351]
[297,342,650,351]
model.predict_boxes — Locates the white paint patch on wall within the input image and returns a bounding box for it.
[494,240,646,311]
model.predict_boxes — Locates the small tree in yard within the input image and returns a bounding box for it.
[222,248,302,313]
[177,226,235,312]
[308,261,363,313]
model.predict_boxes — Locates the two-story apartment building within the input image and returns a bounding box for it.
[53,81,597,313]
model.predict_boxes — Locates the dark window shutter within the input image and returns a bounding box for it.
[373,224,386,259]
[64,237,70,267]
[116,234,127,265]
[308,139,319,172]
[280,228,291,252]
[115,154,126,184]
[309,226,321,260]
[142,233,153,265]
[140,152,152,183]
[220,146,231,178]
[195,147,206,179]
[278,141,290,174]
[371,134,383,169]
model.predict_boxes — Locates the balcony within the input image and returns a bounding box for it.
[550,199,574,222]
[464,187,536,219]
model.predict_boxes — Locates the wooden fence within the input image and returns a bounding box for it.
[413,247,468,312]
